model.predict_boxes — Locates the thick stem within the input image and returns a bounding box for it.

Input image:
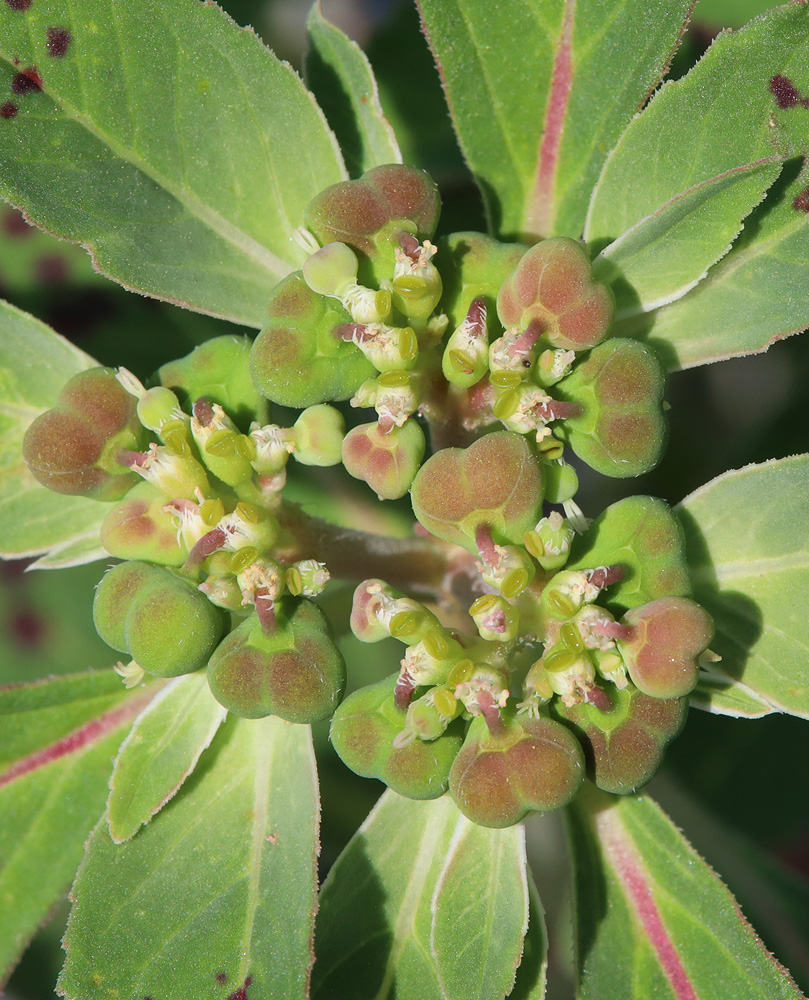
[277,503,451,598]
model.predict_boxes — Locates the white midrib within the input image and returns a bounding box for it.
[691,548,809,584]
[239,726,274,982]
[0,49,292,280]
[371,809,449,1000]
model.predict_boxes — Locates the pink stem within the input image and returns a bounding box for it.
[478,689,506,736]
[394,671,416,711]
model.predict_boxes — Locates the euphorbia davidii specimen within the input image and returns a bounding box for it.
[21,162,713,827]
[4,0,809,995]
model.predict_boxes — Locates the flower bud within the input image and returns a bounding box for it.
[292,405,345,466]
[523,511,575,571]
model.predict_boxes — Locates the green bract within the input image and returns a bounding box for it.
[250,272,375,408]
[94,561,227,677]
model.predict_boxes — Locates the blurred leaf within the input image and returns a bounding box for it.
[568,791,805,1000]
[678,454,809,717]
[0,562,113,685]
[0,298,113,561]
[696,0,782,28]
[593,157,781,316]
[366,3,466,179]
[0,674,153,986]
[108,672,227,842]
[60,715,319,1000]
[417,0,693,240]
[0,205,101,294]
[305,3,401,178]
[0,0,346,327]
[430,816,528,1000]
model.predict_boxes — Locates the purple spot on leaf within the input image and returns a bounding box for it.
[5,0,33,9]
[11,66,42,94]
[46,27,71,57]
[0,102,18,118]
[793,186,809,213]
[770,74,809,109]
[3,208,31,237]
[226,975,253,1000]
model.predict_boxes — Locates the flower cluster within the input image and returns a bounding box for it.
[22,164,714,827]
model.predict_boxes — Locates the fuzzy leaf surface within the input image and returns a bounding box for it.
[417,0,693,240]
[107,672,227,843]
[59,716,319,1000]
[568,792,804,1000]
[0,0,346,327]
[430,816,528,1000]
[305,3,401,178]
[620,158,809,371]
[678,455,809,718]
[0,673,151,986]
[0,299,112,562]
[593,157,781,316]
[594,4,809,367]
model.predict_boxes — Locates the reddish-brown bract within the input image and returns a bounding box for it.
[449,715,585,827]
[496,237,613,351]
[619,597,714,698]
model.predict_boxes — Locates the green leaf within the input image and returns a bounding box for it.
[59,715,319,1000]
[618,159,809,371]
[305,3,402,178]
[107,672,227,843]
[691,662,777,718]
[593,3,809,368]
[678,454,809,718]
[416,0,693,239]
[568,791,805,1000]
[592,157,782,317]
[0,298,113,562]
[656,776,809,993]
[510,872,548,1000]
[313,791,456,1000]
[0,0,346,328]
[314,790,536,1000]
[0,675,152,985]
[0,671,140,772]
[430,816,528,1000]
